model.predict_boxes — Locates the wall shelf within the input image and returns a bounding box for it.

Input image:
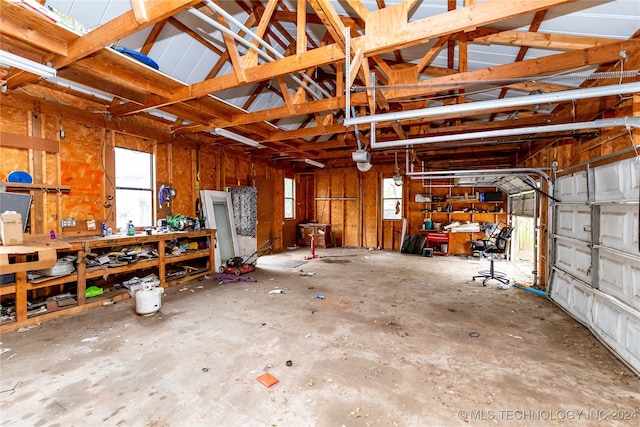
[5,183,71,192]
[417,185,507,255]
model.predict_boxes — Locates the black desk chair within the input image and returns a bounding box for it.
[472,226,513,286]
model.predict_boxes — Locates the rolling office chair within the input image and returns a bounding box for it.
[472,225,514,286]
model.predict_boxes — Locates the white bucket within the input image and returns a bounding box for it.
[135,284,164,315]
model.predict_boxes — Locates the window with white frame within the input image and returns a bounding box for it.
[284,177,295,219]
[115,147,153,229]
[382,177,403,220]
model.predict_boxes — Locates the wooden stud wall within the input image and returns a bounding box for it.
[1,99,292,248]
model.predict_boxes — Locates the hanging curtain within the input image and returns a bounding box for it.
[229,187,257,237]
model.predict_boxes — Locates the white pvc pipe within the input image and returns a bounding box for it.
[405,167,552,183]
[189,8,323,100]
[343,82,640,127]
[203,1,332,99]
[372,117,640,149]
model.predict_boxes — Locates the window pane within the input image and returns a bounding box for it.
[382,178,402,220]
[284,199,294,218]
[115,148,152,189]
[284,177,294,219]
[284,178,293,197]
[383,179,402,198]
[115,189,153,229]
[383,199,401,220]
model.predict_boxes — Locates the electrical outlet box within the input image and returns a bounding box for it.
[61,218,76,228]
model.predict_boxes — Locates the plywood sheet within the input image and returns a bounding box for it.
[362,170,379,248]
[60,122,104,220]
[198,148,218,190]
[330,172,344,247]
[343,169,359,247]
[270,168,284,250]
[255,177,274,249]
[316,171,331,223]
[171,145,194,216]
[0,105,28,134]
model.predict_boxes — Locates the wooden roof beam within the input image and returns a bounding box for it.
[111,43,345,116]
[308,0,348,49]
[473,30,622,50]
[52,0,201,68]
[488,10,546,122]
[242,0,279,69]
[358,0,577,57]
[384,39,640,100]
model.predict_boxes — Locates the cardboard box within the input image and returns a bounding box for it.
[0,212,23,245]
[0,246,57,273]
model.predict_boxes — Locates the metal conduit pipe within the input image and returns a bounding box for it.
[203,1,332,99]
[351,107,364,151]
[188,8,322,100]
[405,167,552,184]
[344,82,640,127]
[372,118,640,149]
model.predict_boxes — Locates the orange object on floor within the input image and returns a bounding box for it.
[256,372,279,388]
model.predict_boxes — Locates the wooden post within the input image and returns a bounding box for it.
[76,246,87,306]
[30,113,45,234]
[208,229,216,273]
[158,238,166,287]
[14,256,27,323]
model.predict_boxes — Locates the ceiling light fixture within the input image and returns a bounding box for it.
[213,128,261,148]
[0,50,56,79]
[304,159,325,168]
[356,162,373,172]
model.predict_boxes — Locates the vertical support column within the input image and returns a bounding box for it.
[634,95,640,252]
[30,113,45,234]
[158,236,166,287]
[104,130,116,226]
[76,244,87,306]
[14,256,27,323]
[208,229,216,273]
[56,119,63,236]
[587,165,600,289]
[532,190,539,286]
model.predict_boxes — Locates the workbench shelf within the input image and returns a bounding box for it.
[0,229,215,332]
[417,185,507,255]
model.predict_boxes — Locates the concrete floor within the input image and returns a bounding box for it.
[1,248,638,427]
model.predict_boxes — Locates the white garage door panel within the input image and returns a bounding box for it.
[593,157,640,201]
[550,271,593,325]
[550,271,571,306]
[554,239,592,283]
[557,172,588,202]
[599,250,640,310]
[599,205,639,253]
[510,192,535,217]
[592,293,640,371]
[554,240,576,273]
[556,205,591,240]
[552,158,640,374]
[551,274,640,372]
[625,318,640,369]
[592,294,622,342]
